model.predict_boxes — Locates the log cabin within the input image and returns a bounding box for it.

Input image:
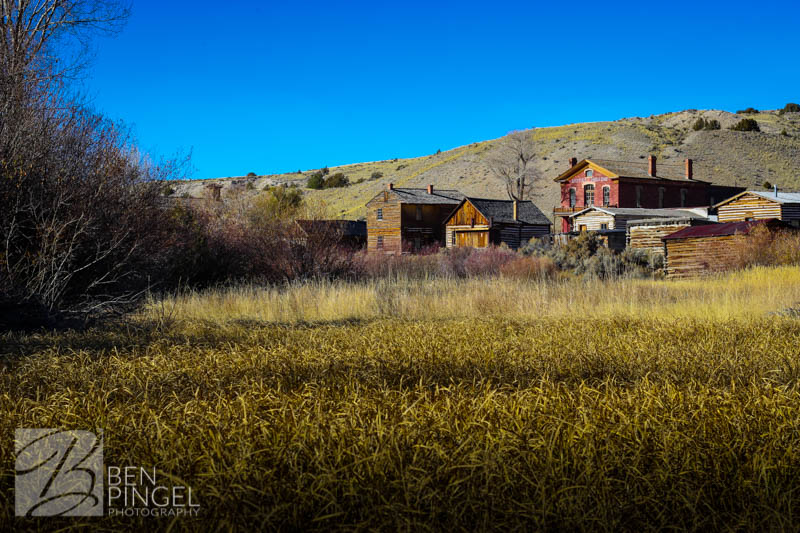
[552,156,743,233]
[713,189,800,226]
[627,217,714,256]
[443,198,551,250]
[366,184,464,254]
[661,219,790,278]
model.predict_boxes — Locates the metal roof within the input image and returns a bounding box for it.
[661,220,770,240]
[464,197,551,225]
[626,217,712,228]
[570,207,708,219]
[391,187,464,204]
[715,190,800,207]
[554,158,706,183]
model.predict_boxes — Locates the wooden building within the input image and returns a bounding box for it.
[366,184,464,254]
[661,220,781,278]
[552,156,743,233]
[627,217,713,256]
[569,207,709,233]
[714,189,800,226]
[444,198,551,250]
[295,219,367,248]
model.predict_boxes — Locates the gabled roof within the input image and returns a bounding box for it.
[569,207,707,219]
[662,219,773,240]
[713,190,800,208]
[554,159,707,183]
[390,187,464,204]
[296,219,366,237]
[445,197,551,226]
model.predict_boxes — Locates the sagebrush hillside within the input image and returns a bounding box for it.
[171,108,800,219]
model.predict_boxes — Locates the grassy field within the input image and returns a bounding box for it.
[4,266,800,530]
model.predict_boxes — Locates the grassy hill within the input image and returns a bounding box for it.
[171,107,800,219]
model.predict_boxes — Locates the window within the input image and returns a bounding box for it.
[376,208,383,220]
[579,224,587,232]
[376,236,384,249]
[680,189,688,208]
[415,206,422,221]
[635,186,643,208]
[600,223,608,230]
[569,188,577,207]
[602,186,610,206]
[585,169,593,177]
[584,184,595,207]
[414,237,421,250]
[658,187,665,209]
[745,212,755,222]
[451,231,456,246]
[470,217,475,227]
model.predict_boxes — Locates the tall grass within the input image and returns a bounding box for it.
[4,266,800,530]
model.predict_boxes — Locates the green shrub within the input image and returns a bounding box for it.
[693,118,721,131]
[731,118,760,132]
[370,171,383,180]
[396,164,408,170]
[306,172,325,190]
[736,107,758,114]
[322,172,349,189]
[763,181,773,190]
[247,172,257,177]
[779,103,800,115]
[781,129,790,137]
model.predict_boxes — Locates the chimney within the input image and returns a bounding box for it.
[569,157,577,168]
[513,200,518,221]
[427,184,434,194]
[387,182,394,191]
[685,158,693,180]
[648,155,657,177]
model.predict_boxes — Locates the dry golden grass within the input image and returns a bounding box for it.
[4,266,800,530]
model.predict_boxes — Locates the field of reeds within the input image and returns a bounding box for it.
[4,266,800,530]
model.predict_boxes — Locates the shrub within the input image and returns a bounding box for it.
[692,118,705,131]
[731,118,760,132]
[307,172,325,189]
[781,129,790,137]
[500,256,557,280]
[322,172,349,189]
[370,171,383,180]
[396,164,408,170]
[247,172,257,177]
[463,246,518,277]
[438,246,474,278]
[779,103,800,115]
[693,118,720,131]
[735,225,800,268]
[763,181,773,190]
[736,107,758,114]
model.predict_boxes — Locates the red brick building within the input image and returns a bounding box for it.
[553,156,742,233]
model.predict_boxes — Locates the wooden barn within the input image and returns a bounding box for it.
[627,217,714,256]
[366,184,464,254]
[295,219,367,248]
[552,156,743,233]
[569,207,709,233]
[714,189,800,226]
[444,198,551,250]
[661,220,785,278]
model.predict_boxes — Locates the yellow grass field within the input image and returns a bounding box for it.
[4,266,800,530]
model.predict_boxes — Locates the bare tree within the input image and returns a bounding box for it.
[488,130,542,201]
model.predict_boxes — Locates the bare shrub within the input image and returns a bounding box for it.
[500,256,557,280]
[464,246,518,277]
[735,225,800,268]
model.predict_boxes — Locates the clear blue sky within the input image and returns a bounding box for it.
[84,0,800,179]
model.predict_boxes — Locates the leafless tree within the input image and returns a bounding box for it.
[488,130,542,201]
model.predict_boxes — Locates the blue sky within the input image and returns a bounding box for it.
[84,0,800,179]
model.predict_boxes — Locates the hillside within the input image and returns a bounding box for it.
[170,108,800,220]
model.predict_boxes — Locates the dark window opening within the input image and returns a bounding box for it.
[376,208,383,220]
[600,223,608,230]
[636,186,643,208]
[569,188,577,207]
[415,206,422,221]
[602,186,610,206]
[584,184,595,207]
[376,236,383,249]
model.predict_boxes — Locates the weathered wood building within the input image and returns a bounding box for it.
[627,217,713,256]
[552,156,743,233]
[661,220,777,278]
[444,198,551,250]
[295,219,367,248]
[569,207,709,232]
[366,184,464,254]
[714,189,800,226]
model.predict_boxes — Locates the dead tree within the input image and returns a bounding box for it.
[488,130,542,201]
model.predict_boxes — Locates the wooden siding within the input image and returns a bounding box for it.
[664,235,746,278]
[447,201,489,226]
[366,200,402,253]
[446,225,490,248]
[717,193,782,222]
[629,223,691,255]
[446,224,549,250]
[573,211,615,231]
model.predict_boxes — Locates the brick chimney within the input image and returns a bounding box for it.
[569,157,578,168]
[648,155,657,177]
[513,200,518,221]
[685,158,693,180]
[387,183,394,191]
[427,184,434,194]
